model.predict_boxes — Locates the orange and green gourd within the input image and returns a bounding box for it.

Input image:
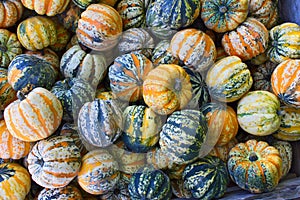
[0,0,24,28]
[20,0,70,16]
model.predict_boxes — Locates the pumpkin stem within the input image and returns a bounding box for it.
[174,78,182,91]
[219,6,228,13]
[249,152,258,162]
[17,91,26,101]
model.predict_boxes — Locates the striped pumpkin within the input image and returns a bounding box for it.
[72,0,118,9]
[122,105,162,153]
[17,16,57,51]
[201,103,239,146]
[0,29,22,68]
[169,28,216,72]
[77,99,123,148]
[267,23,300,63]
[76,3,123,51]
[171,179,192,199]
[0,68,16,110]
[27,135,81,188]
[183,156,229,199]
[0,0,24,28]
[0,120,32,160]
[117,0,146,30]
[21,0,70,16]
[7,54,57,94]
[201,0,249,33]
[206,56,253,102]
[271,59,300,108]
[151,40,179,66]
[4,87,63,142]
[109,52,154,102]
[222,17,269,61]
[251,61,277,92]
[237,91,281,136]
[77,148,120,195]
[143,64,192,115]
[57,2,83,33]
[0,163,31,199]
[49,22,71,52]
[271,140,292,178]
[37,185,83,200]
[209,138,238,162]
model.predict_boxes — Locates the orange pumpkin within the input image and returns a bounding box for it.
[21,0,70,16]
[0,0,24,28]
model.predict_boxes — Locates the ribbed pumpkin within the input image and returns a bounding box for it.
[0,120,32,160]
[143,64,192,115]
[122,105,162,153]
[250,51,269,65]
[49,23,71,52]
[0,29,22,68]
[117,0,146,30]
[77,148,120,195]
[0,68,16,110]
[27,135,81,188]
[0,0,23,28]
[76,3,123,51]
[20,0,70,16]
[248,0,279,29]
[201,103,239,146]
[128,165,172,200]
[77,99,122,148]
[57,2,83,33]
[17,16,57,51]
[0,163,31,199]
[228,139,282,193]
[201,0,248,33]
[209,138,238,162]
[222,17,269,61]
[7,54,57,94]
[146,0,201,39]
[183,156,229,200]
[4,87,63,142]
[37,185,83,200]
[72,0,118,9]
[171,179,192,199]
[237,91,281,136]
[109,52,154,102]
[251,61,277,92]
[267,23,300,63]
[60,44,107,88]
[273,106,300,141]
[151,40,179,66]
[169,28,216,72]
[206,56,253,102]
[271,140,292,178]
[271,59,300,108]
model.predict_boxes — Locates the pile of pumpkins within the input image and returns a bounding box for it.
[0,0,300,199]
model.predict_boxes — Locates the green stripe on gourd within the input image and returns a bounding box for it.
[151,40,179,66]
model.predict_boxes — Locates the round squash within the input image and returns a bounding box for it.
[169,28,216,72]
[21,0,70,16]
[0,29,22,68]
[228,139,282,193]
[151,40,179,66]
[222,17,269,61]
[73,0,118,9]
[206,56,253,102]
[37,185,83,200]
[17,16,57,51]
[271,59,300,108]
[143,64,192,115]
[171,179,192,199]
[201,0,248,33]
[0,68,17,110]
[77,148,120,195]
[271,140,292,178]
[237,90,281,136]
[27,135,81,188]
[49,22,71,52]
[4,87,63,142]
[251,61,277,92]
[57,2,83,33]
[0,0,24,28]
[267,23,300,63]
[76,3,123,51]
[0,163,31,199]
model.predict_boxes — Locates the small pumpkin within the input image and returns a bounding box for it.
[20,0,70,16]
[0,29,22,68]
[142,64,192,115]
[49,22,71,52]
[0,0,24,28]
[37,185,83,200]
[27,135,81,188]
[151,40,179,66]
[0,163,31,199]
[0,68,17,110]
[4,87,63,142]
[271,59,300,108]
[251,61,277,92]
[271,140,292,178]
[227,139,282,193]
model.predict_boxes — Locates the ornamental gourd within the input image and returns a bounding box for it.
[4,87,63,142]
[57,2,83,33]
[228,140,282,193]
[209,138,238,162]
[251,61,277,92]
[0,68,16,110]
[0,0,24,28]
[49,23,71,52]
[37,185,83,200]
[151,40,179,66]
[21,0,70,16]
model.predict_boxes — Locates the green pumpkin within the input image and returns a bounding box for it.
[128,165,172,200]
[183,155,229,200]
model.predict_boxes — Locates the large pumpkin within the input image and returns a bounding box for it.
[4,87,63,142]
[143,64,192,115]
[222,17,269,61]
[0,0,24,28]
[227,139,282,193]
[0,68,17,110]
[201,0,248,33]
[0,29,22,68]
[76,3,123,51]
[27,135,81,188]
[0,163,31,199]
[206,56,253,102]
[271,59,300,108]
[17,16,57,51]
[21,0,70,16]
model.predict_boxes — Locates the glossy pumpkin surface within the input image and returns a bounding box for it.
[0,0,24,28]
[0,68,17,110]
[21,0,70,16]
